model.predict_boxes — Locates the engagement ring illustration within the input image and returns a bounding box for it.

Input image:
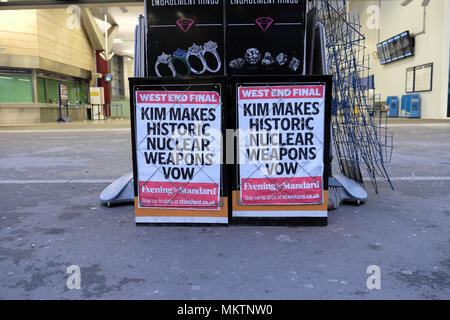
[186,43,207,75]
[202,41,221,73]
[154,52,176,77]
[154,41,222,77]
[171,48,191,76]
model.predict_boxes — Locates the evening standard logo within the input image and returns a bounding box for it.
[242,180,320,192]
[142,198,216,206]
[141,185,217,196]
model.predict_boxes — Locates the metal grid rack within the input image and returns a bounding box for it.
[315,0,394,193]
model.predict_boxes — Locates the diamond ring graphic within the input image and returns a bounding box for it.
[276,53,288,66]
[261,52,275,66]
[186,43,207,75]
[154,52,176,77]
[171,48,191,76]
[202,41,221,73]
[289,56,300,72]
[229,58,245,70]
[244,48,261,65]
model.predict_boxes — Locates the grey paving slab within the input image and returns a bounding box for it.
[0,120,449,300]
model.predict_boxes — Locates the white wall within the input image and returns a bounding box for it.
[350,0,450,119]
[122,56,134,98]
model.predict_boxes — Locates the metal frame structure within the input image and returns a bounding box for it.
[315,0,394,193]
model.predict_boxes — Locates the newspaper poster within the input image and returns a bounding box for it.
[237,84,325,205]
[135,89,222,210]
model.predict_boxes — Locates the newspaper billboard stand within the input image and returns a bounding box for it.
[57,83,72,122]
[130,77,229,224]
[130,1,228,224]
[231,75,332,226]
[129,1,327,225]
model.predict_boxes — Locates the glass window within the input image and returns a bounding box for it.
[39,78,81,105]
[37,77,47,103]
[79,82,89,104]
[46,78,59,104]
[110,55,124,99]
[0,75,33,103]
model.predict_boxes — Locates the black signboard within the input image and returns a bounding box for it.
[226,0,306,76]
[147,0,226,78]
[377,31,414,65]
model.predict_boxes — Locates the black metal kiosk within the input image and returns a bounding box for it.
[129,0,331,225]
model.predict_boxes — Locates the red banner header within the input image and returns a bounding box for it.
[238,85,324,100]
[136,91,220,104]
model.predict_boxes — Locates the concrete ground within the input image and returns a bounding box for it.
[0,119,449,300]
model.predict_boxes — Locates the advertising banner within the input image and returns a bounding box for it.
[147,1,225,77]
[237,83,325,206]
[89,87,105,105]
[134,86,222,211]
[226,0,306,76]
[59,83,68,105]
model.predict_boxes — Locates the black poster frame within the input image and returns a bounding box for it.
[129,76,229,210]
[230,75,332,226]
